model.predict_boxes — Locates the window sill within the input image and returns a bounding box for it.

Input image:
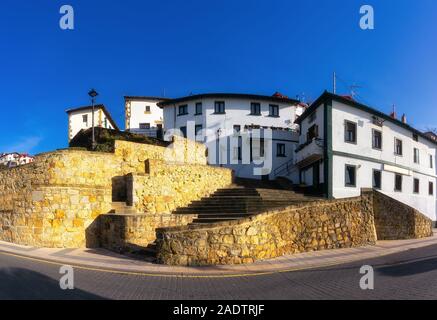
[177,113,189,116]
[372,147,382,151]
[345,185,357,188]
[268,115,280,118]
[276,155,287,158]
[249,113,262,116]
[213,112,226,115]
[344,140,357,145]
[194,113,203,116]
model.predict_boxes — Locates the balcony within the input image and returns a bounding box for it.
[295,138,324,168]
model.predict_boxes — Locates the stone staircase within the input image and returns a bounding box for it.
[108,178,323,261]
[172,178,324,225]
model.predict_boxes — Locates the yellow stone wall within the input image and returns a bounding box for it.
[156,190,433,266]
[0,138,232,248]
[156,192,378,266]
[128,160,233,214]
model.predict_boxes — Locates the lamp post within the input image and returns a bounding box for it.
[88,89,99,150]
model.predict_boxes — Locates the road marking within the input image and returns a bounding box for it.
[0,247,420,279]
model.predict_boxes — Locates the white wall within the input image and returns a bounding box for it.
[126,99,163,137]
[331,101,437,221]
[297,103,325,145]
[68,108,114,141]
[162,96,300,180]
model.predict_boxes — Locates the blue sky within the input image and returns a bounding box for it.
[1,0,436,154]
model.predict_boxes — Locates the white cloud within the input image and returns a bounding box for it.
[1,136,43,154]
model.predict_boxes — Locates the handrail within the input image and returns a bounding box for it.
[273,159,297,177]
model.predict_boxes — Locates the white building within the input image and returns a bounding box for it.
[0,153,34,168]
[124,96,167,139]
[66,105,119,141]
[295,91,437,221]
[159,92,306,180]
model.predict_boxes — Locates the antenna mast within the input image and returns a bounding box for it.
[333,72,336,94]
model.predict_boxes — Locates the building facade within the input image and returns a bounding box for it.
[0,153,34,168]
[295,91,437,221]
[159,93,305,180]
[66,105,119,141]
[124,96,167,139]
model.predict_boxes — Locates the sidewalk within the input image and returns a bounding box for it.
[1,231,437,277]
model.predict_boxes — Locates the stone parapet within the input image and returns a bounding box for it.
[373,191,433,240]
[156,195,377,266]
[156,189,433,266]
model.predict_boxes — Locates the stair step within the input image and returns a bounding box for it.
[196,214,253,218]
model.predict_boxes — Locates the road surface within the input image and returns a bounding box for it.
[1,244,437,300]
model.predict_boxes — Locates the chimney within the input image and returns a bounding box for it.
[390,104,397,119]
[401,114,407,124]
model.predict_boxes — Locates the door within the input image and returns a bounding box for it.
[157,124,163,140]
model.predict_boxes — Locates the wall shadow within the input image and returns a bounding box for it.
[0,268,104,300]
[378,256,437,277]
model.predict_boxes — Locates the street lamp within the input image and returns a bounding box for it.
[88,89,99,150]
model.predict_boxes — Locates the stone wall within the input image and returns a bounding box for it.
[156,193,377,266]
[0,137,232,248]
[99,213,197,253]
[373,191,433,240]
[128,160,233,214]
[0,151,114,247]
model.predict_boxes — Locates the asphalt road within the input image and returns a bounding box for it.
[1,244,437,300]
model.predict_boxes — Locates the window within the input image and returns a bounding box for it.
[277,144,286,157]
[82,115,88,126]
[309,112,317,123]
[373,170,382,189]
[429,182,434,196]
[395,138,403,156]
[414,148,420,164]
[139,123,150,129]
[413,133,419,142]
[250,103,261,115]
[233,125,241,136]
[414,178,420,194]
[395,174,403,192]
[307,124,319,142]
[269,104,279,117]
[372,129,382,150]
[179,126,187,138]
[214,101,225,114]
[345,165,356,187]
[178,105,188,115]
[195,124,203,140]
[145,106,151,113]
[251,138,265,160]
[430,155,433,169]
[344,121,357,143]
[195,102,202,115]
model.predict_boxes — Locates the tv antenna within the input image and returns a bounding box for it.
[349,83,362,99]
